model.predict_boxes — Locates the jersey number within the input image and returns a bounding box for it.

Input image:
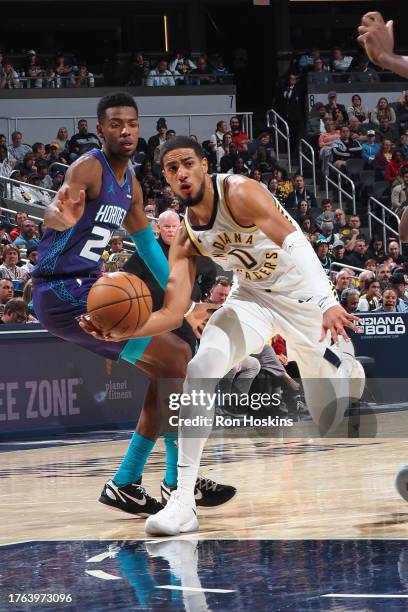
[229,248,257,270]
[80,225,112,262]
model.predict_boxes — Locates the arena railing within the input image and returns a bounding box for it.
[329,261,367,284]
[17,75,101,89]
[2,112,253,144]
[0,176,55,210]
[298,138,316,197]
[325,163,356,215]
[367,196,401,250]
[266,108,292,174]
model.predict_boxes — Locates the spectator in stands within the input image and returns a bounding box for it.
[332,126,362,171]
[0,279,13,313]
[54,55,72,81]
[385,150,408,183]
[348,213,368,239]
[315,199,334,228]
[169,50,196,76]
[331,47,353,72]
[250,169,262,183]
[20,245,38,277]
[19,152,37,175]
[390,272,408,307]
[128,52,150,86]
[374,288,399,313]
[361,130,381,167]
[299,48,324,71]
[371,97,397,125]
[387,240,406,265]
[300,217,314,241]
[71,64,94,88]
[348,116,367,142]
[395,91,408,130]
[349,55,379,82]
[335,268,353,300]
[68,119,101,162]
[273,168,293,203]
[210,120,228,149]
[333,208,350,238]
[364,259,377,273]
[229,155,249,176]
[391,166,408,210]
[0,244,28,282]
[54,127,69,154]
[8,131,32,162]
[373,139,393,179]
[346,237,371,270]
[9,211,27,242]
[0,297,29,324]
[315,241,331,274]
[358,270,375,293]
[208,276,232,305]
[190,55,215,85]
[331,240,347,268]
[307,103,328,137]
[341,288,361,313]
[146,59,175,87]
[377,263,392,290]
[147,117,167,158]
[51,170,65,191]
[0,144,15,177]
[251,146,276,174]
[347,94,369,123]
[317,220,338,246]
[398,132,408,157]
[319,119,341,176]
[325,91,348,122]
[267,177,281,199]
[308,58,332,86]
[291,200,313,225]
[276,73,304,150]
[0,220,11,244]
[286,174,317,209]
[13,219,40,249]
[334,107,349,130]
[153,129,176,164]
[358,278,381,311]
[229,116,249,153]
[375,117,399,144]
[367,236,385,262]
[36,160,53,189]
[213,56,231,83]
[32,142,47,161]
[0,59,20,89]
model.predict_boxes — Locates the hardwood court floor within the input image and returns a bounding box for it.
[1,420,408,545]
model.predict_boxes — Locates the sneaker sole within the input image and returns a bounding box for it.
[145,516,199,536]
[98,498,151,518]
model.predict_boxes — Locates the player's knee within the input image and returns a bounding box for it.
[186,349,229,381]
[163,344,191,379]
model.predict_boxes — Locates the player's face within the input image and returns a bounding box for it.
[162,148,208,207]
[98,107,139,159]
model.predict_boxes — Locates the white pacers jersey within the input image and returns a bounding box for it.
[183,174,305,295]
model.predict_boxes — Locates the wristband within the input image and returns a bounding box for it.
[184,302,196,318]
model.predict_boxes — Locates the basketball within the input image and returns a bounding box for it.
[87,272,152,338]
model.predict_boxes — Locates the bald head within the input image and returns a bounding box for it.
[158,210,180,245]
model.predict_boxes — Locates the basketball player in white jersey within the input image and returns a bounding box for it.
[83,136,365,535]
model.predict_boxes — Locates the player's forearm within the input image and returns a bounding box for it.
[380,53,408,78]
[282,230,338,312]
[128,308,184,338]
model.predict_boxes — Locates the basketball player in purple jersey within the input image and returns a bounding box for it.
[32,93,235,516]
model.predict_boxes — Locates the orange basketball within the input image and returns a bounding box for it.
[87,272,152,338]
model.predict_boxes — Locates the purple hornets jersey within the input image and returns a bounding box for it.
[33,149,133,279]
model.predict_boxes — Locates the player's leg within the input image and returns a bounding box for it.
[145,301,270,535]
[271,294,365,435]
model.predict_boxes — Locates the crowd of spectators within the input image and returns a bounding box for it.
[0,49,231,89]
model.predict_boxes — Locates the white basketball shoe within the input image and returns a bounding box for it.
[145,490,199,536]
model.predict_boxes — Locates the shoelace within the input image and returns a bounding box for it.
[196,476,218,492]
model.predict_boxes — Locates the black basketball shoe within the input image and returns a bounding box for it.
[99,479,163,517]
[161,476,237,508]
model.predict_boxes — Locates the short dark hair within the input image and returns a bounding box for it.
[4,297,28,317]
[32,142,44,153]
[160,135,204,166]
[97,92,139,122]
[213,276,232,288]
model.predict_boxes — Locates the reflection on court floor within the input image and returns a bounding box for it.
[2,539,408,611]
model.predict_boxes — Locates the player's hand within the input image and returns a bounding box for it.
[54,185,86,229]
[320,305,363,345]
[185,302,220,338]
[278,353,289,366]
[357,12,394,68]
[78,314,123,342]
